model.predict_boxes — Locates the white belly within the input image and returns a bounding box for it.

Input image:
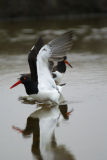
[53,71,64,84]
[30,89,61,104]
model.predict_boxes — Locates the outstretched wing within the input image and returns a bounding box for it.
[28,37,44,82]
[38,31,73,62]
[48,31,73,57]
[37,31,73,90]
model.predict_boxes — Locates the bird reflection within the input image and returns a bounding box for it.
[13,103,75,160]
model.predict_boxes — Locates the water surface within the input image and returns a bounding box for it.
[0,18,107,160]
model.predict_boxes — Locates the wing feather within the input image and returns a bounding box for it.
[48,31,73,57]
[28,37,44,81]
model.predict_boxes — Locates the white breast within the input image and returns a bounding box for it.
[33,45,63,103]
[37,45,57,90]
[53,71,64,84]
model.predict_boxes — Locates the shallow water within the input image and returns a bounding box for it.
[0,18,107,160]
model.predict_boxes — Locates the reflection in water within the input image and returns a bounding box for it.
[18,96,37,105]
[13,103,74,160]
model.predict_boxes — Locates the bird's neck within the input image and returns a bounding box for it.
[24,81,38,95]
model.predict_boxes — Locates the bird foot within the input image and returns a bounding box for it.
[66,108,74,117]
[12,125,23,133]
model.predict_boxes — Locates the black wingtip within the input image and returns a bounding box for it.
[35,37,44,50]
[30,37,44,54]
[28,36,44,82]
[28,36,44,60]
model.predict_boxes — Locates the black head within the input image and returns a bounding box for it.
[10,74,38,95]
[53,56,72,73]
[20,75,38,95]
[57,59,66,73]
[20,74,31,85]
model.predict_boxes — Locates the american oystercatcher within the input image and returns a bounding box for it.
[10,31,73,104]
[52,56,72,84]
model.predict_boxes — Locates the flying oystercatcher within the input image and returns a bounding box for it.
[10,31,73,104]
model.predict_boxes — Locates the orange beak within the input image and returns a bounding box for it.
[64,60,72,68]
[10,80,22,89]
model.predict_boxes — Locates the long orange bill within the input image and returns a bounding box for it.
[64,60,72,68]
[10,80,22,89]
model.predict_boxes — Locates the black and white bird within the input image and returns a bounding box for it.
[52,56,72,84]
[10,31,73,104]
[12,104,73,160]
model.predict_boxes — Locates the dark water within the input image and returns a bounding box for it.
[0,18,107,160]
